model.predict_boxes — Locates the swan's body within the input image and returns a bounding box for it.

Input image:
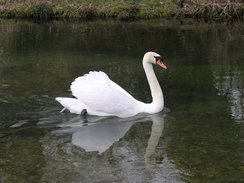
[56,52,167,118]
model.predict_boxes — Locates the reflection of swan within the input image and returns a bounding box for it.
[56,52,167,118]
[145,114,165,163]
[56,111,167,154]
[72,119,134,154]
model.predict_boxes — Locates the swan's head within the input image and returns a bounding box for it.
[143,51,167,69]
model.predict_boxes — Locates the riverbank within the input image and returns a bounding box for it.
[0,0,243,20]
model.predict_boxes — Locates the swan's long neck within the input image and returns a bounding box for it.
[140,61,164,113]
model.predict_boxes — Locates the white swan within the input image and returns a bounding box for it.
[55,51,167,118]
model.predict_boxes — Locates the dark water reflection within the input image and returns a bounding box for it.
[0,19,243,183]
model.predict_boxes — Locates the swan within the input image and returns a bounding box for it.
[55,51,167,118]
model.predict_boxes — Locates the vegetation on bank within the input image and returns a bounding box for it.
[0,0,243,20]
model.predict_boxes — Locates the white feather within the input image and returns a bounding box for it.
[70,71,139,118]
[56,52,166,118]
[55,97,85,114]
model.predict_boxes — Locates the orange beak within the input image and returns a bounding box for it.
[156,60,167,69]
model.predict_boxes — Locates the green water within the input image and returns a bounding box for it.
[0,19,243,183]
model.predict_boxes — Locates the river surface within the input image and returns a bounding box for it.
[0,18,243,183]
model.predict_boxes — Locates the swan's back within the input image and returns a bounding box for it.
[71,71,139,118]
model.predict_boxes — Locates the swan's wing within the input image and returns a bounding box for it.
[70,71,138,117]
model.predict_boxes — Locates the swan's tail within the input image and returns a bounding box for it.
[55,97,85,114]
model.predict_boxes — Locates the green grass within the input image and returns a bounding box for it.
[0,0,243,20]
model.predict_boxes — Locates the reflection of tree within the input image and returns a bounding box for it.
[208,21,244,123]
[213,68,244,123]
[0,47,3,62]
[165,22,244,182]
[0,46,3,79]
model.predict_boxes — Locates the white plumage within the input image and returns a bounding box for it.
[56,52,167,118]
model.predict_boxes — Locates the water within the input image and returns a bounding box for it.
[0,18,243,183]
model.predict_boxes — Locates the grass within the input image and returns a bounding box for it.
[0,0,243,20]
[178,0,244,20]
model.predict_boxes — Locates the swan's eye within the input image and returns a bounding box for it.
[154,56,163,63]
